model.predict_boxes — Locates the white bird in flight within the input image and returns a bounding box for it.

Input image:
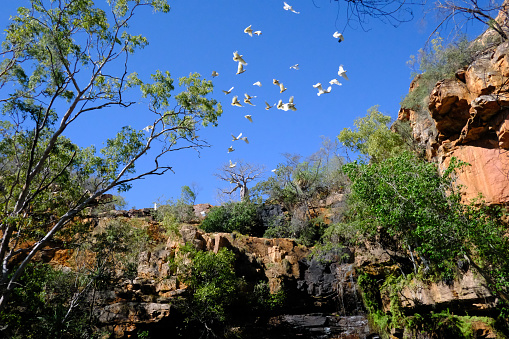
[244,93,256,105]
[283,2,300,13]
[290,64,299,70]
[231,95,242,107]
[338,65,349,80]
[333,31,344,42]
[280,97,297,111]
[276,99,284,110]
[254,30,262,36]
[232,133,243,141]
[142,125,153,132]
[228,146,235,153]
[313,83,332,96]
[287,96,297,111]
[236,62,246,75]
[211,71,219,77]
[233,51,247,65]
[244,25,253,37]
[245,115,253,123]
[273,79,280,85]
[279,82,287,93]
[265,101,274,110]
[232,133,249,144]
[329,79,342,86]
[253,81,262,87]
[229,160,237,168]
[223,86,234,95]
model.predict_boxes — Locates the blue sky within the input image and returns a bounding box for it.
[0,1,486,208]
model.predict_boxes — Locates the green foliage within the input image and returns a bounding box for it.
[0,0,222,312]
[332,151,509,300]
[249,281,286,313]
[91,218,152,284]
[0,263,93,339]
[154,185,200,233]
[254,138,347,246]
[89,195,127,215]
[172,245,240,337]
[200,201,261,235]
[254,148,346,210]
[337,105,408,163]
[357,271,504,338]
[401,36,486,112]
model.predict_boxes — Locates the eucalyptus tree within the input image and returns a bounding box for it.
[0,0,222,310]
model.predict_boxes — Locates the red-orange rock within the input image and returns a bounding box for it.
[443,146,509,205]
[428,79,471,137]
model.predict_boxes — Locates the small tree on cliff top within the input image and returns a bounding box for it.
[215,160,265,202]
[0,0,222,311]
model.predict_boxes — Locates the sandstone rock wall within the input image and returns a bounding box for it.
[399,40,509,205]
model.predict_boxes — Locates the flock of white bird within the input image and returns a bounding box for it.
[211,2,349,169]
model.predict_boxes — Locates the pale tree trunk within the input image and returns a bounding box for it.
[240,184,249,202]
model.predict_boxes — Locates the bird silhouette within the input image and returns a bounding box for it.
[245,115,253,123]
[254,30,262,36]
[229,160,237,168]
[228,146,235,153]
[290,64,299,70]
[211,71,219,77]
[253,81,262,87]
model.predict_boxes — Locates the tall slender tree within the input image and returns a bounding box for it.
[0,0,222,310]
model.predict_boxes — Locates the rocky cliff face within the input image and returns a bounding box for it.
[93,217,371,338]
[398,41,509,205]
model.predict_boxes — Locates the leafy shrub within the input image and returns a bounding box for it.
[171,245,241,337]
[89,195,127,215]
[0,263,93,339]
[153,185,199,228]
[200,201,261,235]
[401,36,487,112]
[250,281,286,313]
[91,218,152,283]
[255,138,347,246]
[337,105,408,163]
[331,151,509,302]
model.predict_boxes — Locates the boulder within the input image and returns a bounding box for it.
[383,270,496,313]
